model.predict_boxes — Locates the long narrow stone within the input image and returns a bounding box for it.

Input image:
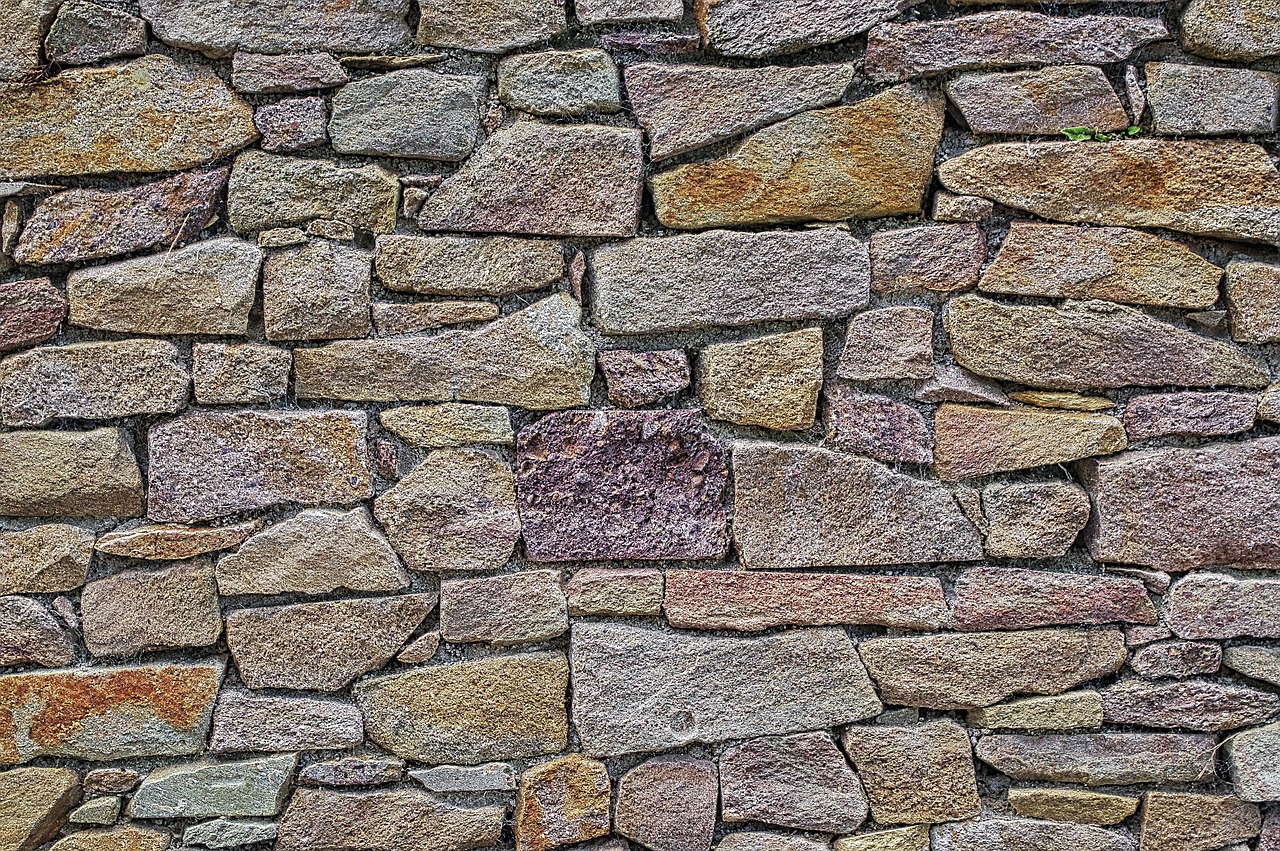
[976,733,1218,785]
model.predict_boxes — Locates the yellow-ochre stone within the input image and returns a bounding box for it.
[835,825,931,851]
[1007,391,1116,412]
[698,328,824,431]
[515,754,611,851]
[967,691,1104,731]
[1008,788,1139,825]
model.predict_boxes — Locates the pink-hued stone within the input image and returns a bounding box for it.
[0,278,64,353]
[951,568,1156,631]
[824,386,933,465]
[1123,391,1257,440]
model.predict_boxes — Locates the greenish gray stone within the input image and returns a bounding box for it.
[67,795,122,826]
[227,150,400,234]
[329,70,484,160]
[498,49,620,116]
[128,754,298,818]
[184,819,279,849]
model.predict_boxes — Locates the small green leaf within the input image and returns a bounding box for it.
[1061,126,1093,141]
[1127,125,1142,136]
[1094,132,1110,142]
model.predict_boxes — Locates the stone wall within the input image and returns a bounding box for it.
[1,0,1280,849]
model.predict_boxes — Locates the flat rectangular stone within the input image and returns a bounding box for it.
[934,403,1127,481]
[946,65,1128,135]
[227,150,399,234]
[439,570,568,645]
[664,570,947,632]
[277,788,504,851]
[591,229,869,334]
[375,235,563,296]
[1168,573,1280,640]
[1123,391,1257,440]
[570,623,883,757]
[976,733,1218,785]
[147,410,373,523]
[1147,62,1280,136]
[952,568,1156,631]
[208,692,364,753]
[0,428,143,518]
[565,568,663,617]
[81,557,222,657]
[128,754,296,818]
[230,52,348,93]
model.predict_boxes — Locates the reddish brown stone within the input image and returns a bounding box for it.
[1130,641,1222,679]
[515,755,611,851]
[614,756,717,851]
[598,349,691,408]
[0,278,64,353]
[663,570,947,632]
[516,410,729,562]
[1101,679,1279,731]
[952,568,1155,631]
[824,386,933,465]
[1123,391,1257,440]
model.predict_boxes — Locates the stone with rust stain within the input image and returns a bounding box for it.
[0,597,74,667]
[356,651,569,764]
[615,756,717,851]
[1102,679,1279,731]
[516,409,729,562]
[866,13,1168,81]
[981,482,1092,559]
[226,594,433,691]
[825,387,933,465]
[515,755,611,851]
[859,628,1127,709]
[1008,788,1138,826]
[953,568,1154,631]
[626,62,857,160]
[95,520,258,561]
[980,222,1222,309]
[227,150,399,234]
[81,558,222,658]
[837,306,934,380]
[698,328,823,431]
[50,826,172,851]
[967,691,1104,731]
[440,570,568,645]
[947,66,1128,135]
[374,449,520,572]
[1140,792,1261,851]
[0,767,81,851]
[417,0,566,53]
[0,428,143,518]
[376,235,563,297]
[419,122,642,237]
[720,731,868,833]
[976,733,1217,786]
[0,524,93,594]
[945,296,1270,390]
[276,787,504,851]
[0,55,256,179]
[651,85,943,229]
[598,350,691,408]
[0,278,64,354]
[147,409,372,523]
[1124,391,1257,440]
[842,720,980,825]
[871,223,986,294]
[1181,0,1280,61]
[696,0,921,58]
[1227,260,1280,344]
[939,140,1280,244]
[0,660,224,764]
[934,404,1126,480]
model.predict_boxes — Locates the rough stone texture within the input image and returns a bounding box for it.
[262,239,371,341]
[945,296,1270,391]
[1124,391,1258,440]
[0,767,80,851]
[1008,788,1138,825]
[416,0,566,53]
[982,482,1092,559]
[0,339,189,427]
[720,731,868,832]
[834,827,930,851]
[651,85,944,229]
[0,0,60,81]
[0,596,73,667]
[192,344,291,405]
[698,328,823,430]
[1181,0,1280,61]
[376,235,562,296]
[939,140,1280,244]
[571,623,882,757]
[499,49,620,116]
[418,122,643,237]
[139,0,411,56]
[1084,439,1280,570]
[66,237,262,336]
[0,428,143,518]
[298,756,403,788]
[380,404,514,448]
[1140,793,1262,851]
[81,558,222,658]
[614,756,717,851]
[372,301,499,335]
[825,387,933,465]
[1229,722,1280,801]
[733,441,982,568]
[440,570,568,645]
[932,818,1137,851]
[1101,679,1279,731]
[330,70,483,160]
[979,223,1222,309]
[1225,645,1280,686]
[0,278,64,353]
[50,827,172,851]
[859,628,1127,709]
[967,692,1104,731]
[410,763,515,793]
[870,223,986,294]
[231,52,348,94]
[592,228,869,334]
[626,62,857,160]
[718,835,829,851]
[293,295,596,408]
[0,524,94,594]
[514,755,611,851]
[128,754,295,818]
[935,404,1126,481]
[1147,63,1279,136]
[208,692,364,753]
[0,661,224,764]
[1168,573,1280,639]
[947,66,1128,135]
[696,0,918,57]
[374,448,520,572]
[255,97,328,153]
[356,652,569,764]
[95,521,258,561]
[15,169,228,266]
[664,570,946,632]
[976,733,1218,785]
[147,410,372,523]
[227,150,399,234]
[578,0,682,24]
[225,595,432,691]
[216,508,407,596]
[842,720,980,825]
[837,306,935,381]
[184,819,277,848]
[1227,260,1280,344]
[866,13,1169,81]
[516,410,729,562]
[598,350,691,407]
[952,569,1154,631]
[276,787,504,851]
[566,569,663,617]
[1132,640,1222,679]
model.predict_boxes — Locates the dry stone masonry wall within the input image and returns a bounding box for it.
[2,0,1280,848]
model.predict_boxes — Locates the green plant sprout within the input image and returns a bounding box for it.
[1061,125,1143,141]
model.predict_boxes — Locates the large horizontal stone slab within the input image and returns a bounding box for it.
[0,55,255,178]
[976,733,1217,785]
[128,754,296,818]
[227,151,399,234]
[0,428,143,518]
[356,652,569,764]
[732,441,982,569]
[650,85,944,229]
[592,229,869,334]
[1146,63,1280,137]
[277,788,504,851]
[147,410,373,523]
[945,296,1270,390]
[95,520,258,561]
[696,0,919,57]
[858,629,1127,708]
[1139,792,1261,851]
[294,294,594,409]
[1101,679,1280,731]
[1167,573,1280,639]
[570,623,882,757]
[0,661,223,764]
[934,404,1126,480]
[139,0,411,56]
[946,66,1128,135]
[933,818,1136,851]
[939,140,1280,244]
[866,13,1168,81]
[516,410,729,562]
[1083,438,1280,570]
[952,569,1154,631]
